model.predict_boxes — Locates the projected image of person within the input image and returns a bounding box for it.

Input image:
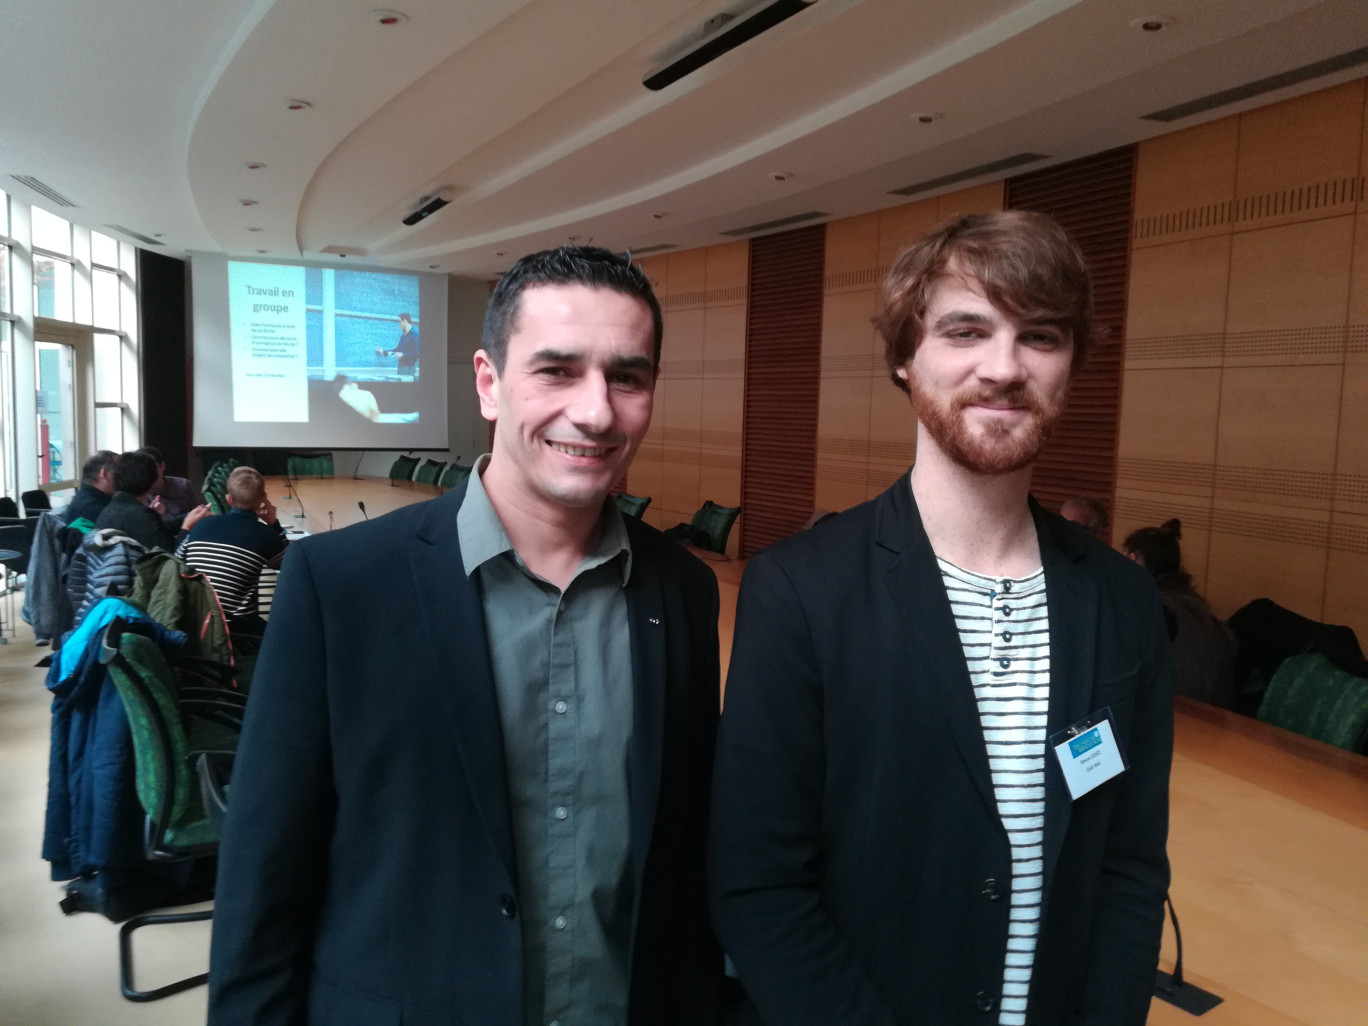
[375,311,419,379]
[334,374,419,423]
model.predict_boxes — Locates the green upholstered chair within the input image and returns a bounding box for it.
[286,451,334,478]
[615,492,651,519]
[413,458,446,487]
[1257,652,1368,753]
[389,453,421,485]
[667,500,741,555]
[99,619,245,1001]
[439,463,473,490]
[201,458,241,515]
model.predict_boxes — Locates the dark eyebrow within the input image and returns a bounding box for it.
[530,349,654,374]
[531,348,582,364]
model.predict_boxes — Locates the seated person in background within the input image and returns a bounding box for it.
[137,445,197,519]
[178,467,287,626]
[95,450,211,551]
[62,450,118,526]
[335,374,419,423]
[1060,494,1110,542]
[1125,518,1236,709]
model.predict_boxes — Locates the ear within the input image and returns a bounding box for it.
[473,350,500,423]
[895,362,912,384]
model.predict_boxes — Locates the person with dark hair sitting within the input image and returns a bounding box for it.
[62,450,118,525]
[137,445,197,519]
[95,451,211,550]
[1124,518,1236,709]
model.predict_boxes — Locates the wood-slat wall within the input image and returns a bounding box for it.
[741,225,825,556]
[1006,146,1135,521]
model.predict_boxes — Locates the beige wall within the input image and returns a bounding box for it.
[1116,77,1368,642]
[814,183,1005,513]
[630,242,748,555]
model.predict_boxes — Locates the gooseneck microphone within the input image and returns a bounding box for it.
[358,501,369,520]
[328,511,334,531]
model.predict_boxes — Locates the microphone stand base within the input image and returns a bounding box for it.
[1154,969,1223,1015]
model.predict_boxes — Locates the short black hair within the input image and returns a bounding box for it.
[112,450,158,497]
[398,313,413,325]
[136,445,164,464]
[481,245,662,372]
[333,374,351,393]
[80,450,117,486]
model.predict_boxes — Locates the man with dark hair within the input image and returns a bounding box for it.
[210,245,723,1026]
[95,450,210,550]
[711,211,1172,1026]
[61,450,117,525]
[177,466,287,623]
[136,445,197,519]
[375,311,419,378]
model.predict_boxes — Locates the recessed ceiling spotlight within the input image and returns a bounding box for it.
[429,264,440,270]
[246,161,267,170]
[248,227,263,232]
[371,9,408,26]
[568,235,582,242]
[1130,15,1173,32]
[652,212,669,220]
[911,112,943,124]
[494,250,506,257]
[286,99,312,111]
[153,233,164,238]
[256,249,268,254]
[769,171,796,182]
[240,199,258,207]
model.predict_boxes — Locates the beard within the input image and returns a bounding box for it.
[908,373,1066,476]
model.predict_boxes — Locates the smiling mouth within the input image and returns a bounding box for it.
[547,441,613,458]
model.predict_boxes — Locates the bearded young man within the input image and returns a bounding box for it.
[710,211,1172,1026]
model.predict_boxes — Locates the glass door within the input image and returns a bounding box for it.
[33,320,94,490]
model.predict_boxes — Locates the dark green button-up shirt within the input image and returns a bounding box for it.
[458,456,636,1026]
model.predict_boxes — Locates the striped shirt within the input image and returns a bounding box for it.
[939,557,1049,1026]
[177,507,288,618]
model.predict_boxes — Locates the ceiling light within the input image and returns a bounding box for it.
[245,161,266,170]
[769,171,796,182]
[1131,16,1173,32]
[652,212,669,220]
[248,227,263,232]
[371,9,408,26]
[911,112,943,124]
[256,249,268,254]
[495,250,506,257]
[286,99,312,111]
[239,199,258,207]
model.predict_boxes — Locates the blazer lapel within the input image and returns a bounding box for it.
[1034,502,1098,882]
[876,482,1000,817]
[409,483,517,886]
[623,547,666,890]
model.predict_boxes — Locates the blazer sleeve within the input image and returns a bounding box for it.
[207,542,335,1025]
[1074,589,1174,1024]
[709,552,898,1026]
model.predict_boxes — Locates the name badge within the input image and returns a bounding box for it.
[1050,710,1126,800]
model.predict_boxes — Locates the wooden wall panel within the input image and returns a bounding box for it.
[1118,73,1368,644]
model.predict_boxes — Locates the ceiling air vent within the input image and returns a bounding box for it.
[104,224,164,246]
[889,153,1049,197]
[1142,45,1368,123]
[721,210,828,237]
[8,175,78,207]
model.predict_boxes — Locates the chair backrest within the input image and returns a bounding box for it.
[0,521,30,575]
[286,452,334,478]
[439,463,473,490]
[21,488,52,515]
[615,493,651,519]
[101,623,219,855]
[688,501,741,554]
[1257,651,1368,753]
[389,454,421,483]
[0,496,18,518]
[202,458,241,515]
[413,458,446,486]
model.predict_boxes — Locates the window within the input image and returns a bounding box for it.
[91,230,119,269]
[31,207,71,256]
[35,255,74,320]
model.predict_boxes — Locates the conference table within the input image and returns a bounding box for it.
[262,476,1368,1024]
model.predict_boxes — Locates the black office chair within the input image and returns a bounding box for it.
[21,489,52,515]
[0,497,18,518]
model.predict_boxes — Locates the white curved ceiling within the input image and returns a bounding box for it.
[3,0,1366,279]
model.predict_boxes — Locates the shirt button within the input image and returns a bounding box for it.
[553,700,568,714]
[1001,605,1012,617]
[998,658,1010,669]
[975,990,996,1013]
[1001,579,1012,593]
[498,894,517,918]
[1002,630,1013,642]
[554,806,568,820]
[553,915,568,930]
[981,878,1003,901]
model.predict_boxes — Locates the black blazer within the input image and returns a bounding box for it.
[208,481,724,1025]
[710,477,1172,1026]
